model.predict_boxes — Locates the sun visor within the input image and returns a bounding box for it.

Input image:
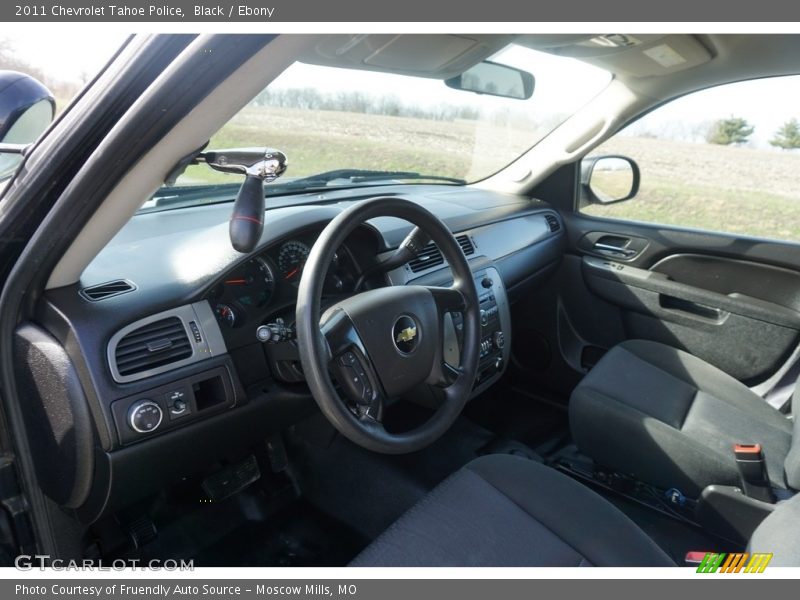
[301,34,515,79]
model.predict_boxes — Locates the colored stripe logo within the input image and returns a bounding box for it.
[696,553,773,573]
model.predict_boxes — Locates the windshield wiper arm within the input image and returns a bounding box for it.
[345,170,466,184]
[271,169,466,191]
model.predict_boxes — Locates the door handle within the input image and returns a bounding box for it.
[579,232,649,261]
[593,241,637,258]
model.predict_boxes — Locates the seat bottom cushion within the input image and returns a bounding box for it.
[350,454,674,567]
[570,340,793,497]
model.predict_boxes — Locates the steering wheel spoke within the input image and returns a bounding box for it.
[430,360,463,388]
[356,386,386,423]
[426,285,467,316]
[321,309,386,419]
[424,284,468,388]
[320,307,361,358]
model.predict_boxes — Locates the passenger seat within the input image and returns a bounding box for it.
[568,340,799,498]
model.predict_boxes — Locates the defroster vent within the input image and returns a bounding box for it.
[80,279,136,301]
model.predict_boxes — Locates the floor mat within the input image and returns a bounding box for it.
[190,500,368,567]
[116,480,368,567]
[288,410,497,540]
[464,383,569,452]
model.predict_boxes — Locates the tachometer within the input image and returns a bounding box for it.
[210,257,276,328]
[278,240,311,281]
[220,256,275,308]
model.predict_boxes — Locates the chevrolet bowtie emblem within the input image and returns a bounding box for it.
[395,326,417,344]
[392,316,419,354]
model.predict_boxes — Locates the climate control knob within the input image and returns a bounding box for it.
[128,400,163,434]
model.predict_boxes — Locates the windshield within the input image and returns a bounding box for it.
[143,44,610,212]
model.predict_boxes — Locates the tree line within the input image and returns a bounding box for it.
[706,116,800,149]
[252,87,482,122]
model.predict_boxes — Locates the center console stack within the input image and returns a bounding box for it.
[448,266,511,396]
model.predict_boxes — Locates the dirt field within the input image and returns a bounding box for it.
[179,105,800,242]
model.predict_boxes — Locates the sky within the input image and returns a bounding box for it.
[623,75,800,148]
[2,31,129,82]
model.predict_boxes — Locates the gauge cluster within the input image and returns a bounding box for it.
[206,230,361,345]
[208,256,276,328]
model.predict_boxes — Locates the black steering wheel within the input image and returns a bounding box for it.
[295,197,481,453]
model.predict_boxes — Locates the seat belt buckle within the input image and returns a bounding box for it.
[733,443,776,503]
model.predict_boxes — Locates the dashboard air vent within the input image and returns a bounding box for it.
[544,214,561,232]
[408,243,443,272]
[407,234,475,273]
[80,279,136,301]
[114,317,192,377]
[457,234,475,256]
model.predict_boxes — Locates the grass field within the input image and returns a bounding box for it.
[178,105,800,243]
[585,136,800,241]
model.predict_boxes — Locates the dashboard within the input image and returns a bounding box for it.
[26,184,565,523]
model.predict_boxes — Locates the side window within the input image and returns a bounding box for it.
[579,75,800,242]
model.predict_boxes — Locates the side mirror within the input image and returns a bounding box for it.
[0,71,55,180]
[445,60,534,100]
[581,155,640,205]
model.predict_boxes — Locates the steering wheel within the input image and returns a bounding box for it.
[295,197,481,454]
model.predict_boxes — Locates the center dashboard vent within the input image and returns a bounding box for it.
[114,317,192,378]
[80,279,136,301]
[407,234,475,273]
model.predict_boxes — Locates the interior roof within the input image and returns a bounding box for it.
[301,33,800,106]
[531,34,800,102]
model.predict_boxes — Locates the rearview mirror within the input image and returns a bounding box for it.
[0,71,55,180]
[581,155,640,205]
[445,61,534,100]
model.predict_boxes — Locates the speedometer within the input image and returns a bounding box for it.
[278,240,311,281]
